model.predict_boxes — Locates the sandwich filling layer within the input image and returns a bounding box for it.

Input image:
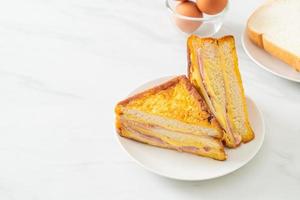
[118,117,226,160]
[219,41,253,142]
[121,108,222,138]
[196,49,242,145]
[190,43,241,147]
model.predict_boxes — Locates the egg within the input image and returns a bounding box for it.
[175,1,203,33]
[196,0,227,15]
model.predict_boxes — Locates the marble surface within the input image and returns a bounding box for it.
[0,0,299,199]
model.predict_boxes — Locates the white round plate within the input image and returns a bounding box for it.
[242,30,300,82]
[116,77,265,181]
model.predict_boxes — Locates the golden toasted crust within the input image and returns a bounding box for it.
[117,75,205,109]
[246,2,300,71]
[116,75,219,126]
[116,76,185,109]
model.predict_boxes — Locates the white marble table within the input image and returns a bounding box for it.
[0,0,299,199]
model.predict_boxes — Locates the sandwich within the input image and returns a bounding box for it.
[187,35,255,148]
[115,75,226,160]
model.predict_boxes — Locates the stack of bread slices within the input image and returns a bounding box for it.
[247,0,300,71]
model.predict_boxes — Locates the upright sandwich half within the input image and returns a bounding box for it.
[187,35,254,148]
[115,75,226,160]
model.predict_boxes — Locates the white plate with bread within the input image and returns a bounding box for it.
[116,76,265,181]
[242,0,300,82]
[115,35,265,181]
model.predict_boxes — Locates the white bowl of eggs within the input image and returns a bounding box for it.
[166,0,228,36]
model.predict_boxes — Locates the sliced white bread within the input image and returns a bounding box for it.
[247,0,300,71]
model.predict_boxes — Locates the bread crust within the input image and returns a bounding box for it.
[246,26,263,48]
[246,1,300,71]
[220,36,255,143]
[116,75,215,121]
[263,37,300,71]
[116,76,185,109]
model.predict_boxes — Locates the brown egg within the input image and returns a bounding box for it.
[196,0,227,15]
[175,1,203,33]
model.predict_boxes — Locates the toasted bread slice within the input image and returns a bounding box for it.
[247,0,300,71]
[115,75,226,160]
[187,35,254,148]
